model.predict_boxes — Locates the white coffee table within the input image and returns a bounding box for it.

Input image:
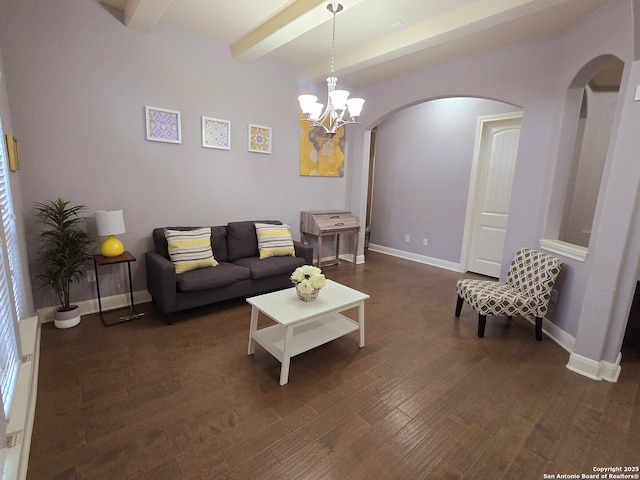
[247,280,369,385]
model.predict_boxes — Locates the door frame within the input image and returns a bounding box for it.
[459,111,523,274]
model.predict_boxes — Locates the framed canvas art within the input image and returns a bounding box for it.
[248,124,272,154]
[299,117,345,177]
[202,117,231,150]
[145,106,182,144]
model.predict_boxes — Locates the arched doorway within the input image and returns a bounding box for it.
[364,97,522,273]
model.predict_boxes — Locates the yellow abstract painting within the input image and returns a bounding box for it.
[299,117,345,177]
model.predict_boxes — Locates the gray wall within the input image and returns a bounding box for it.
[0,0,354,309]
[370,97,521,263]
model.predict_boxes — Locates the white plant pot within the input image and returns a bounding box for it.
[54,306,81,329]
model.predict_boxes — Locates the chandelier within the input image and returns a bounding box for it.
[298,2,365,136]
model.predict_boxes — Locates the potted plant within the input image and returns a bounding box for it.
[34,198,92,328]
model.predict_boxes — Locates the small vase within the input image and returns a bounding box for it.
[296,285,320,302]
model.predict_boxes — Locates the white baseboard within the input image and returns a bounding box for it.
[313,253,365,266]
[368,244,461,272]
[37,290,152,323]
[514,315,621,383]
[337,253,366,264]
[518,317,620,382]
[542,318,576,353]
[566,351,622,382]
[520,316,576,354]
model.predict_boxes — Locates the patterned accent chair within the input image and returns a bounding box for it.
[455,248,563,341]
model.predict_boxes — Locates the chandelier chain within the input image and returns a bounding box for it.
[330,8,336,77]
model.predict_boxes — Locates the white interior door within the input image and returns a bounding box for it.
[467,114,521,277]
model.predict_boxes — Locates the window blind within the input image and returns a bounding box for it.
[0,159,25,320]
[0,118,21,422]
[0,247,18,418]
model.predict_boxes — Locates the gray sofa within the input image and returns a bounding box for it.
[146,220,313,323]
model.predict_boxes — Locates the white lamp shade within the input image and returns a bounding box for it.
[347,97,365,118]
[95,210,125,236]
[309,102,324,121]
[329,89,350,111]
[298,94,318,114]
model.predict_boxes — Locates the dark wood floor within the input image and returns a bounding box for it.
[28,251,640,479]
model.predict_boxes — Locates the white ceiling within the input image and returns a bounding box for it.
[98,0,610,87]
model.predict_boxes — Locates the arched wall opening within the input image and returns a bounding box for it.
[542,54,624,260]
[363,96,522,270]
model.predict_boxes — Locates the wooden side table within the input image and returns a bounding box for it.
[93,251,144,326]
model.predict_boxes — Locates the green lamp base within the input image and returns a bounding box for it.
[100,235,124,257]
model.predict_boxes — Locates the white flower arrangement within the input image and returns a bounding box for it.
[290,265,327,293]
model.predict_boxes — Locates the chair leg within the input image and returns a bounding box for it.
[535,317,543,341]
[455,296,463,317]
[478,314,486,337]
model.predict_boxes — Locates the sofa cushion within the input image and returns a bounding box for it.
[176,262,250,292]
[153,226,228,262]
[255,223,295,259]
[209,226,228,262]
[227,220,280,262]
[233,255,306,280]
[165,228,219,274]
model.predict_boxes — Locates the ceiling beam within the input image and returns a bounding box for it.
[302,0,606,81]
[231,0,365,62]
[124,0,174,33]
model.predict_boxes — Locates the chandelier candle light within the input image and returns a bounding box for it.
[95,210,126,257]
[298,2,365,135]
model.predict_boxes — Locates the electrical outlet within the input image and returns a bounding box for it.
[86,269,96,283]
[422,238,428,247]
[404,234,410,243]
[551,289,559,304]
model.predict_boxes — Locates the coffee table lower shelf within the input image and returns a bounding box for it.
[252,313,359,361]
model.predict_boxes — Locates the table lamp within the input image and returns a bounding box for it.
[95,210,125,257]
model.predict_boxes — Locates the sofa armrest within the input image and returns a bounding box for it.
[293,241,313,265]
[145,251,177,314]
